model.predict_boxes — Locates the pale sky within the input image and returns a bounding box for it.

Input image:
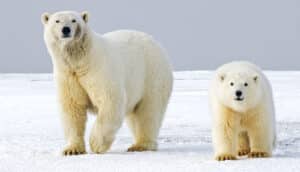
[1,0,300,72]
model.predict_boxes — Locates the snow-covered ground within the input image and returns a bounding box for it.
[0,71,300,172]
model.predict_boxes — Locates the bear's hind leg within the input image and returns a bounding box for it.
[126,98,166,152]
[238,131,250,156]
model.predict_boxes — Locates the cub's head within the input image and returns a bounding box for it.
[41,11,89,43]
[215,71,263,112]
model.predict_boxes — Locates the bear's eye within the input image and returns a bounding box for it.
[244,83,248,87]
[55,20,60,23]
[72,19,76,23]
[230,82,234,86]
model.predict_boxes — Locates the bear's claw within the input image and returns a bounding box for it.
[248,151,269,158]
[238,148,250,156]
[62,147,86,156]
[216,154,237,161]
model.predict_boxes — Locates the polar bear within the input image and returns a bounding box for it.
[209,61,276,161]
[41,11,173,155]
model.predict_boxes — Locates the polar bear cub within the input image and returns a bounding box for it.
[41,11,173,155]
[209,61,276,161]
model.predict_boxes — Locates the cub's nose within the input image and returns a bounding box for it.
[235,90,243,97]
[62,27,71,36]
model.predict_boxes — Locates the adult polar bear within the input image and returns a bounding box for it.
[209,61,276,161]
[41,11,173,155]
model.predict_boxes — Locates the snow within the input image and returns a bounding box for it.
[0,71,300,172]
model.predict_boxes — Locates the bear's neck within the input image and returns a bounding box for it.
[51,31,93,74]
[61,32,91,59]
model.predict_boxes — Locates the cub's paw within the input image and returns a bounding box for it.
[62,145,86,156]
[238,148,250,156]
[248,151,269,158]
[215,154,237,161]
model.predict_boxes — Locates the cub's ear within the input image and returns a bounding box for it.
[81,11,89,23]
[218,74,226,82]
[41,12,50,25]
[253,75,258,82]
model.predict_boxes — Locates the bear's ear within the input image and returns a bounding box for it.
[253,75,258,82]
[219,74,225,82]
[41,12,50,25]
[81,11,89,23]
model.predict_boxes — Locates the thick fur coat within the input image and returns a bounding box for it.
[42,11,173,155]
[209,61,276,161]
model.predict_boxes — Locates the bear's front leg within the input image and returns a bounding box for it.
[89,94,125,154]
[246,114,272,158]
[213,107,239,161]
[60,98,87,155]
[57,76,89,156]
[213,125,238,161]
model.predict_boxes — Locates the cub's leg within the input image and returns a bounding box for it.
[238,132,250,156]
[213,106,239,161]
[57,75,89,156]
[246,112,272,158]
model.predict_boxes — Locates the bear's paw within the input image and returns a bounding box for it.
[62,145,86,156]
[238,148,251,156]
[215,154,237,161]
[248,151,269,158]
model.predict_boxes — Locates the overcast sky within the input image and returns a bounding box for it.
[1,0,300,72]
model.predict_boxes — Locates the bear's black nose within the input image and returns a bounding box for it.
[235,90,243,97]
[62,27,71,36]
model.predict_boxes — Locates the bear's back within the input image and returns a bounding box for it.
[102,30,155,45]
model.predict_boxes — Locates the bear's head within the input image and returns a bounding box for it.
[41,11,89,44]
[215,70,263,113]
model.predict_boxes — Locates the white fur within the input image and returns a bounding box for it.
[209,61,276,160]
[42,11,173,155]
